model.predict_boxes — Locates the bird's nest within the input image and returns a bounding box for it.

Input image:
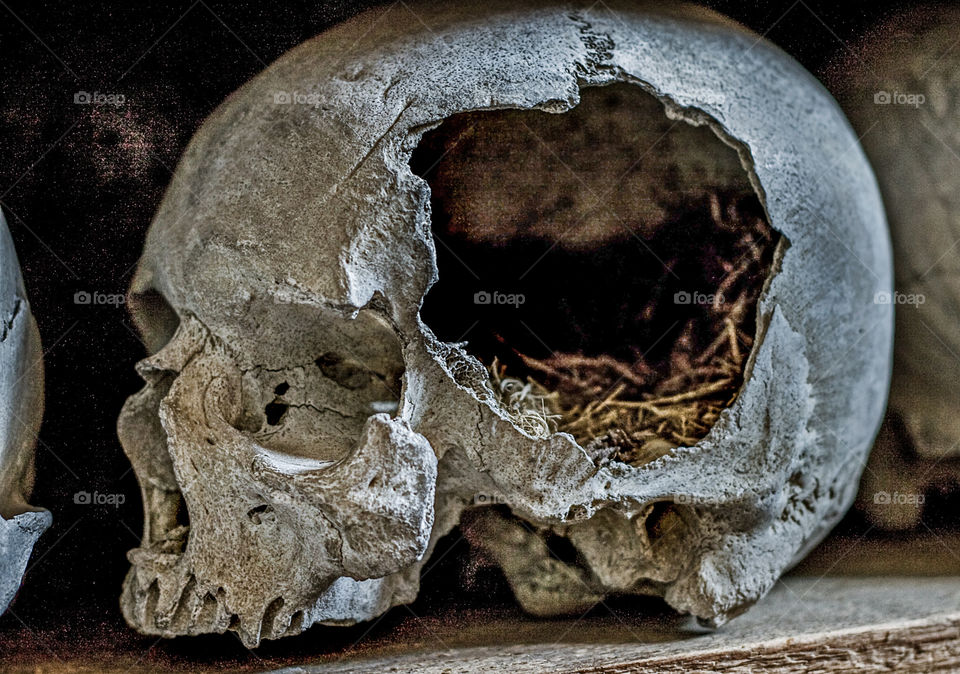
[488,194,775,467]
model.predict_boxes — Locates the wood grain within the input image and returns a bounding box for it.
[272,577,960,673]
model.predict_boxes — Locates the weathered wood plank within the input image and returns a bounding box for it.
[275,577,960,673]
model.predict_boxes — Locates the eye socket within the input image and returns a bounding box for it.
[413,84,780,465]
[233,308,407,463]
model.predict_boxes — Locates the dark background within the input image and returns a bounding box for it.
[0,0,948,667]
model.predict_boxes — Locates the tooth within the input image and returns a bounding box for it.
[138,578,160,630]
[168,576,200,631]
[189,587,217,633]
[282,610,305,637]
[237,616,261,650]
[209,588,233,633]
[154,572,189,628]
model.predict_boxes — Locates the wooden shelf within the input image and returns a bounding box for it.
[277,577,960,673]
[4,534,960,672]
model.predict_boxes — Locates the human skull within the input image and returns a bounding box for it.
[119,0,892,646]
[826,7,960,530]
[0,208,49,615]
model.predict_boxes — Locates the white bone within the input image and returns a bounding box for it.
[0,208,49,615]
[118,1,892,646]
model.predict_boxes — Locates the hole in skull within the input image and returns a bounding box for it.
[542,530,583,567]
[264,400,289,426]
[247,503,275,525]
[264,382,292,425]
[175,494,190,529]
[414,84,779,466]
[643,501,679,541]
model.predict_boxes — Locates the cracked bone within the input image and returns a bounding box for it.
[0,208,49,616]
[119,315,436,645]
[119,0,892,645]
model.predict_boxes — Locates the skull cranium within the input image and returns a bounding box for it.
[119,0,892,646]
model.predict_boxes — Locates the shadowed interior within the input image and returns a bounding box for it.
[414,84,778,465]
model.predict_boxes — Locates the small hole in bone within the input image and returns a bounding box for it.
[413,83,779,466]
[235,308,405,462]
[542,531,582,567]
[247,503,274,524]
[175,494,190,528]
[264,400,289,426]
[643,501,677,541]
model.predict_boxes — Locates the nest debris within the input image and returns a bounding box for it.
[487,194,775,467]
